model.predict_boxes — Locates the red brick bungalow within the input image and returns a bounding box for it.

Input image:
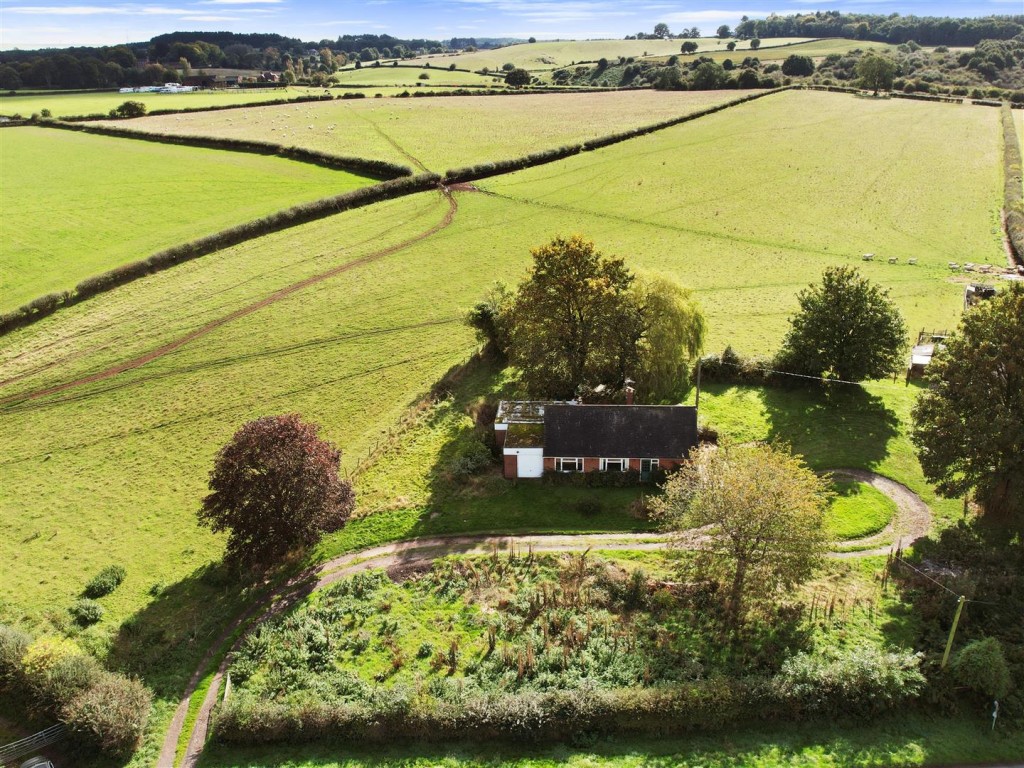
[495,400,698,479]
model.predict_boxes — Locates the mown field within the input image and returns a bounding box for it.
[0,127,371,310]
[333,66,505,87]
[406,38,814,72]
[94,89,741,172]
[0,86,327,119]
[0,87,1004,764]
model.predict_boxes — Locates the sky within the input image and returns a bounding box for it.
[1,0,1021,50]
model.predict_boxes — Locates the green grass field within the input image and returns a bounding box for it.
[196,714,1024,767]
[0,89,997,626]
[827,480,898,538]
[0,87,1006,765]
[654,38,900,65]
[0,127,371,311]
[480,89,1002,352]
[95,89,741,172]
[0,86,328,119]
[333,66,505,87]
[405,38,816,72]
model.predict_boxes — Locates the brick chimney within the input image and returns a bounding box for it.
[624,378,635,405]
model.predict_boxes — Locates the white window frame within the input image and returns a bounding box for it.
[640,458,660,472]
[554,457,583,473]
[600,458,628,472]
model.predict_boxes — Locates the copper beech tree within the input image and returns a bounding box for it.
[198,414,354,569]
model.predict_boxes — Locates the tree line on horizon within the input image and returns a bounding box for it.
[733,10,1023,47]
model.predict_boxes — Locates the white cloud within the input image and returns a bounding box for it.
[180,14,242,21]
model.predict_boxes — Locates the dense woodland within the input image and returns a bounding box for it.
[735,11,1024,47]
[0,31,468,90]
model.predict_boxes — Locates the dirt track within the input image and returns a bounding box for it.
[1,188,457,408]
[162,469,933,768]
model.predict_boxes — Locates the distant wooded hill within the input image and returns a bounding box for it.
[735,12,1023,47]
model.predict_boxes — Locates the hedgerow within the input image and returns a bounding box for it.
[1001,104,1024,265]
[442,88,789,184]
[58,92,333,123]
[0,173,440,336]
[39,120,413,179]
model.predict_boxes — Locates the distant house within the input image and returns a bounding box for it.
[495,400,698,479]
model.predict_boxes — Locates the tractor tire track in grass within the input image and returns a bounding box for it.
[167,469,932,767]
[0,188,458,408]
[0,202,445,387]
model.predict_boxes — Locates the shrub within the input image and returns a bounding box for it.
[773,646,925,718]
[84,564,126,598]
[448,437,493,478]
[29,652,100,715]
[951,637,1012,700]
[0,625,31,692]
[63,670,152,756]
[109,100,147,118]
[70,598,105,626]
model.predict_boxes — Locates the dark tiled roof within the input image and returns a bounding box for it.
[543,405,698,458]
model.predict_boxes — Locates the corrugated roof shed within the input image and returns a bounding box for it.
[544,405,698,458]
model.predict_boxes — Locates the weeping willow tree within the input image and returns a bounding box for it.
[484,235,706,402]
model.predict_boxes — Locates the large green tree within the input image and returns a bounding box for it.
[911,284,1024,526]
[778,266,907,381]
[502,236,704,399]
[857,54,898,94]
[622,275,706,399]
[781,54,815,76]
[505,68,531,87]
[198,414,354,569]
[653,443,832,627]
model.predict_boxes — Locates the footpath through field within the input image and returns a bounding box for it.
[163,468,932,767]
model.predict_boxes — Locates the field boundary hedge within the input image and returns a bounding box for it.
[36,118,414,179]
[211,645,924,747]
[443,86,791,183]
[0,173,441,337]
[1001,104,1024,266]
[52,92,333,123]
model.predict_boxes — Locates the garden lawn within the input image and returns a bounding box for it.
[0,86,327,119]
[0,127,372,310]
[827,480,897,539]
[93,89,743,172]
[481,89,1003,353]
[690,380,963,529]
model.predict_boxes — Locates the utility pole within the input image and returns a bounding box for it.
[941,594,967,669]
